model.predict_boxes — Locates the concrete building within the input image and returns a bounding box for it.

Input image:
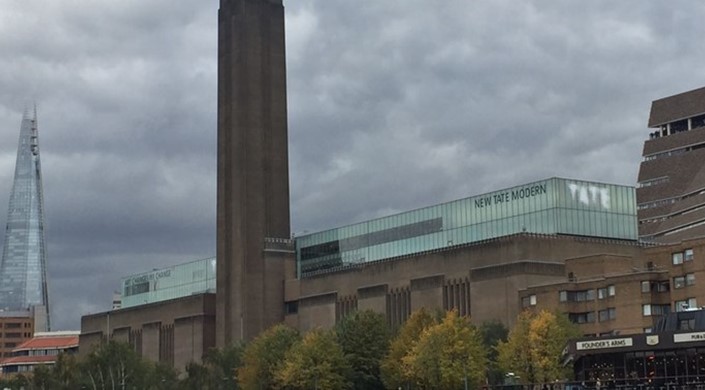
[216,0,293,345]
[637,86,705,242]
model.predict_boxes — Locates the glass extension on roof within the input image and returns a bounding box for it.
[120,257,215,308]
[295,178,637,277]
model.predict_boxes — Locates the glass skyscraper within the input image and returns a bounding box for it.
[0,109,50,331]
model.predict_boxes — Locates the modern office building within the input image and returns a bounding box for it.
[0,110,50,360]
[216,0,293,345]
[637,86,705,242]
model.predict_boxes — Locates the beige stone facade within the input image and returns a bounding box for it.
[521,236,705,336]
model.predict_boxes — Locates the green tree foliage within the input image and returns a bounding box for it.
[147,362,180,390]
[497,310,580,385]
[479,320,509,385]
[81,340,150,389]
[275,329,351,390]
[179,361,211,390]
[203,342,246,389]
[335,310,391,390]
[405,310,487,389]
[238,323,300,390]
[380,308,438,389]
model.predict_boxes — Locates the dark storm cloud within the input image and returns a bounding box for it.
[0,0,704,329]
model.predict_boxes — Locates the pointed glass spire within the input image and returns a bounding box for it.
[0,108,50,330]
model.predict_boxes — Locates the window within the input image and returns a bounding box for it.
[675,274,696,288]
[4,323,21,329]
[569,312,595,324]
[675,298,697,312]
[522,295,537,308]
[674,276,686,289]
[284,301,299,315]
[685,249,694,261]
[644,327,653,333]
[687,273,696,286]
[4,333,21,338]
[598,308,616,322]
[4,343,16,348]
[673,249,694,264]
[643,304,670,316]
[598,285,617,299]
[641,281,650,293]
[642,280,669,292]
[561,289,596,302]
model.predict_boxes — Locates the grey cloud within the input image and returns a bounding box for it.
[1,0,704,329]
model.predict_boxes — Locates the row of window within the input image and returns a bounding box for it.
[2,323,30,329]
[641,273,697,293]
[673,273,696,289]
[568,308,617,324]
[559,286,616,303]
[672,249,694,264]
[642,299,699,316]
[638,176,670,189]
[0,333,25,339]
[641,280,670,293]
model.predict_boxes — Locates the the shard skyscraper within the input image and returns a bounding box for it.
[0,109,50,332]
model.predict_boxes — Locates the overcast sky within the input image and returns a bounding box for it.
[0,1,704,330]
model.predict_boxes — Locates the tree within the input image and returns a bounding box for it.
[275,329,351,390]
[238,324,300,390]
[335,310,391,390]
[479,320,509,385]
[380,308,438,389]
[497,310,535,384]
[405,310,487,389]
[146,362,179,390]
[180,361,211,390]
[80,340,151,390]
[203,342,245,389]
[528,310,580,384]
[497,310,580,386]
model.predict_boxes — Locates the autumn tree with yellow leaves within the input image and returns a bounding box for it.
[497,309,580,385]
